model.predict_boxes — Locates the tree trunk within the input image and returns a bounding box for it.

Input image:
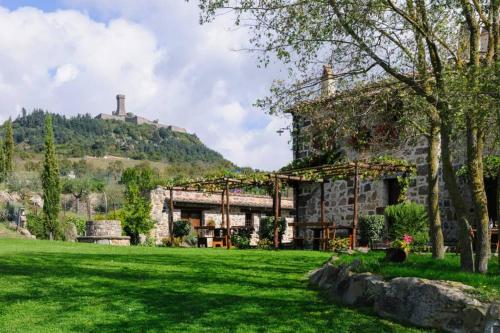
[440,118,475,271]
[466,124,490,273]
[427,122,445,259]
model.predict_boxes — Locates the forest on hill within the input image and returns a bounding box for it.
[9,109,233,168]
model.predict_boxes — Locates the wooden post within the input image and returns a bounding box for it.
[221,189,225,227]
[225,182,231,249]
[294,182,299,240]
[169,188,174,241]
[273,177,280,249]
[320,181,326,250]
[352,162,360,249]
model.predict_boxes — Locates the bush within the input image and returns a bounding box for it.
[328,237,350,252]
[173,219,191,238]
[162,237,183,247]
[256,239,273,249]
[359,215,385,246]
[230,227,253,249]
[63,215,86,236]
[27,213,46,239]
[258,216,287,244]
[384,202,429,246]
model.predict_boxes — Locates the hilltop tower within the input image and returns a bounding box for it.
[113,94,126,116]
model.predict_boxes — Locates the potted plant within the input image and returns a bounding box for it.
[386,234,412,262]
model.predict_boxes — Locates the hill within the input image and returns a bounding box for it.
[10,109,233,169]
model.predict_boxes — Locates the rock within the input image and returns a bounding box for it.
[340,273,387,306]
[138,234,147,244]
[64,223,78,242]
[374,277,491,333]
[309,261,499,333]
[29,194,43,208]
[355,247,370,253]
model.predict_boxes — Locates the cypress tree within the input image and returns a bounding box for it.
[4,119,14,173]
[41,114,61,240]
[0,139,5,182]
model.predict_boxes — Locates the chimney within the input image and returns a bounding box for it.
[116,94,126,116]
[321,64,335,98]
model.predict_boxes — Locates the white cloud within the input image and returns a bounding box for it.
[0,2,292,170]
[53,64,79,86]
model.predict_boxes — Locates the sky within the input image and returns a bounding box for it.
[0,0,293,170]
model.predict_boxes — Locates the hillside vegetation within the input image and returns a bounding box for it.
[9,109,232,168]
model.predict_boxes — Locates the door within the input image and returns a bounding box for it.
[181,210,202,228]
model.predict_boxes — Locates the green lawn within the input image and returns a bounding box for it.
[0,239,431,333]
[337,251,500,301]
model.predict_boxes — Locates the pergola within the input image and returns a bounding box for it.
[165,160,415,250]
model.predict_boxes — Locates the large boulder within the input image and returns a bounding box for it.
[374,277,497,333]
[309,261,500,333]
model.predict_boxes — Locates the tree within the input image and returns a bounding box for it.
[3,119,14,174]
[198,0,499,272]
[0,139,5,182]
[120,165,157,244]
[61,177,105,217]
[42,114,61,240]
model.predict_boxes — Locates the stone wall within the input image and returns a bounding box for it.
[78,220,130,246]
[85,220,122,237]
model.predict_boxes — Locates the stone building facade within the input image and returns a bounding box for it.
[150,187,295,246]
[96,94,187,133]
[291,66,498,243]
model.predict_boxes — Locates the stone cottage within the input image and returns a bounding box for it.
[289,65,498,242]
[150,187,295,246]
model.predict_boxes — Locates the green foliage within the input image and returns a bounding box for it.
[61,177,105,201]
[120,165,156,245]
[162,237,183,247]
[26,213,46,239]
[0,139,5,182]
[359,215,385,246]
[457,155,500,179]
[122,183,154,245]
[173,220,191,239]
[328,237,350,252]
[384,202,429,246]
[230,227,253,249]
[256,239,273,249]
[41,114,61,239]
[63,215,86,236]
[3,119,13,173]
[11,109,232,169]
[258,216,286,244]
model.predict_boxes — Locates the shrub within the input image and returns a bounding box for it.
[27,213,46,239]
[256,239,273,249]
[329,237,350,252]
[258,216,287,244]
[384,202,429,246]
[230,227,253,249]
[139,236,156,247]
[173,219,191,238]
[63,215,86,236]
[162,237,183,247]
[359,215,385,247]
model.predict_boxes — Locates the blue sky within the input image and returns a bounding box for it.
[0,0,292,170]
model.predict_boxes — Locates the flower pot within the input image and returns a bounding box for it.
[386,247,407,262]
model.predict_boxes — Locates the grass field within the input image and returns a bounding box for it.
[0,239,432,333]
